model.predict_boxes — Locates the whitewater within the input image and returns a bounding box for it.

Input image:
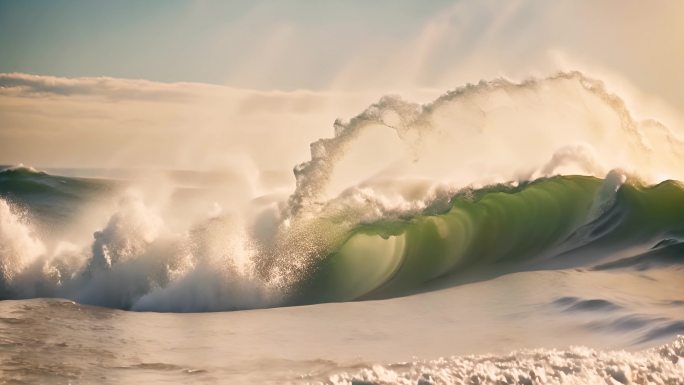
[1,72,683,384]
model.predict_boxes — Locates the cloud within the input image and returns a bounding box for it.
[0,72,437,171]
[0,72,214,101]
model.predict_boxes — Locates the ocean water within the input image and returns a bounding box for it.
[1,72,683,384]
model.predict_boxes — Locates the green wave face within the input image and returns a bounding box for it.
[606,180,684,243]
[296,176,684,304]
[2,168,684,311]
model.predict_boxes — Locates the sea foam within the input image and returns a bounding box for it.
[323,335,684,385]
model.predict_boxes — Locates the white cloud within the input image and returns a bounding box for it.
[0,72,442,171]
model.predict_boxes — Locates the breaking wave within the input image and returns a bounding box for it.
[316,335,684,385]
[1,71,683,312]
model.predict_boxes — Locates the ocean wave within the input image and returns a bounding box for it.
[1,173,683,311]
[316,335,684,385]
[1,71,684,312]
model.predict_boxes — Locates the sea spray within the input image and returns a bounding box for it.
[1,72,684,311]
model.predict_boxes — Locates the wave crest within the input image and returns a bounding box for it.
[1,71,684,311]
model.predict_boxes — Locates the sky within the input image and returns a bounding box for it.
[0,0,683,170]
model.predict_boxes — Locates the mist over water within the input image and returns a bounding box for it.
[0,71,683,313]
[3,0,684,382]
[1,71,684,385]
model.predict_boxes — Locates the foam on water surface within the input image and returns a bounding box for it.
[321,336,684,385]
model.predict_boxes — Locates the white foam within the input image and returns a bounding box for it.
[89,191,164,270]
[2,72,684,311]
[324,335,684,385]
[0,199,46,283]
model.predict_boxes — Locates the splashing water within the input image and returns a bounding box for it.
[1,71,684,311]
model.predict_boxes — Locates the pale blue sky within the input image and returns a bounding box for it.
[1,0,684,108]
[1,0,683,169]
[0,0,458,88]
[1,0,682,108]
